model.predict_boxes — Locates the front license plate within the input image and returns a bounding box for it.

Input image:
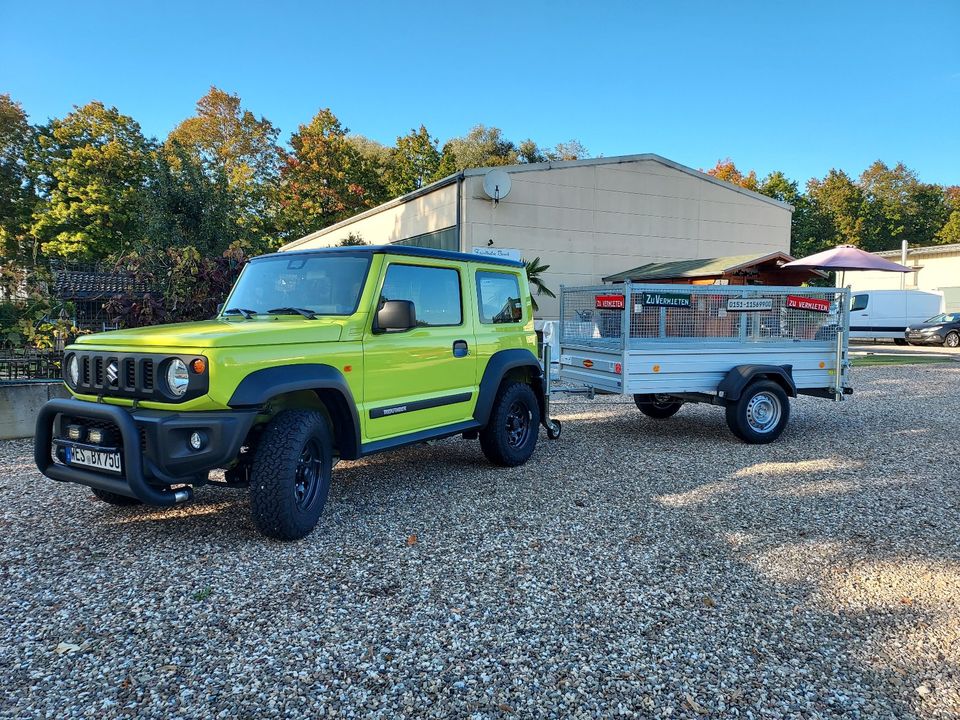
[66,447,123,474]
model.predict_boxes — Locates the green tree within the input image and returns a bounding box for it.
[805,169,866,249]
[166,87,282,249]
[347,135,390,204]
[31,101,154,261]
[445,125,518,170]
[523,256,556,312]
[278,108,382,240]
[148,142,240,255]
[859,161,948,251]
[385,125,441,196]
[0,94,36,261]
[936,210,960,244]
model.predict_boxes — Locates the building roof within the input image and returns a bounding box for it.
[256,244,524,268]
[282,153,794,251]
[53,270,153,299]
[874,243,960,258]
[602,252,804,283]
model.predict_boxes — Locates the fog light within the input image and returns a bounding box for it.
[189,431,205,451]
[67,424,83,441]
[87,428,103,444]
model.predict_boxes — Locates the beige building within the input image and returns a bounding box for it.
[844,243,960,312]
[281,154,794,318]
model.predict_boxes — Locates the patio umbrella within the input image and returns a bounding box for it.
[781,244,912,287]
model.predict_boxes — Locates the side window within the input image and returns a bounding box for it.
[477,271,523,324]
[380,264,462,327]
[851,294,869,311]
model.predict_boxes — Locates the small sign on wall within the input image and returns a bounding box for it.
[727,298,774,312]
[471,247,522,262]
[595,294,625,310]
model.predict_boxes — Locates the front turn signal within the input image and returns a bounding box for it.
[190,358,207,374]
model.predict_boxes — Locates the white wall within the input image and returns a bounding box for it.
[288,183,458,248]
[462,159,791,318]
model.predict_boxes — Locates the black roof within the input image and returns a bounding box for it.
[253,244,525,268]
[53,269,154,299]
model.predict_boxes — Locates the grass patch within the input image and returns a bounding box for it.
[852,354,951,367]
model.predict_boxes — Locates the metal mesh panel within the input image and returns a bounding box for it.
[560,284,848,346]
[559,285,624,346]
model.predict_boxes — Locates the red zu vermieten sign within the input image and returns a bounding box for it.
[595,294,625,310]
[786,295,831,313]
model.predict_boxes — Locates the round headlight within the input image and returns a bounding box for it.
[165,358,189,397]
[65,355,79,387]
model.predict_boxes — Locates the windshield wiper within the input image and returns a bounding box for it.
[267,307,317,320]
[223,307,258,319]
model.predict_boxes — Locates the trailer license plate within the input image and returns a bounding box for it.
[66,447,123,474]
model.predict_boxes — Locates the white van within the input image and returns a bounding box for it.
[848,290,943,343]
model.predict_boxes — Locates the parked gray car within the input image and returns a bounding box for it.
[905,312,960,347]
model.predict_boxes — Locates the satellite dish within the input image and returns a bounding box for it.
[482,169,511,203]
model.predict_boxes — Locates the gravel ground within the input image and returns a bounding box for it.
[1,363,959,719]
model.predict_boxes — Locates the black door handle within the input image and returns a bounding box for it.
[452,340,469,358]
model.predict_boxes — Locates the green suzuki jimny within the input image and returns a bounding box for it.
[36,246,561,540]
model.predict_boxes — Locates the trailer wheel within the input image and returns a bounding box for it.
[633,393,683,419]
[725,380,790,444]
[480,382,541,467]
[249,410,333,541]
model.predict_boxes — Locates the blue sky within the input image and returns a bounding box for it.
[1,0,958,186]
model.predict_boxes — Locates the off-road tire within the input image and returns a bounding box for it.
[634,393,683,419]
[90,488,142,506]
[249,409,333,541]
[479,382,541,467]
[725,380,790,444]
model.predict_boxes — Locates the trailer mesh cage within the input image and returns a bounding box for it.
[560,283,849,348]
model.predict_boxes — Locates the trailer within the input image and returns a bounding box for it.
[551,283,851,443]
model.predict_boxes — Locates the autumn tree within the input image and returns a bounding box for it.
[278,108,384,240]
[0,94,36,261]
[31,102,154,261]
[166,87,282,249]
[706,158,759,192]
[385,125,441,196]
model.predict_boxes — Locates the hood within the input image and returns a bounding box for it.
[906,322,944,331]
[73,317,344,349]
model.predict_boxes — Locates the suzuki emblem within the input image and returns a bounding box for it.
[106,360,119,386]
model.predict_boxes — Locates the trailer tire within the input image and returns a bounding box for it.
[249,409,333,541]
[479,382,541,467]
[91,488,142,506]
[634,394,683,419]
[725,380,790,444]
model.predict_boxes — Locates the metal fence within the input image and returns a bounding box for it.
[560,283,848,347]
[0,346,63,382]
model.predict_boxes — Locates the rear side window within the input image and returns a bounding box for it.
[380,264,462,326]
[477,271,522,324]
[851,294,869,311]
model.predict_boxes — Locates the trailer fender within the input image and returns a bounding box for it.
[717,365,797,403]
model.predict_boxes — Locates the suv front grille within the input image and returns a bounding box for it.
[64,351,205,403]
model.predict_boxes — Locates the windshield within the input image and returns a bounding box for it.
[223,254,370,316]
[925,313,959,324]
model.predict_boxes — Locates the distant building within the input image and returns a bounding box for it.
[602,251,823,286]
[844,243,960,312]
[281,154,794,319]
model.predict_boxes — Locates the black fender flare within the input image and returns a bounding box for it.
[473,348,543,426]
[718,364,797,403]
[228,364,361,460]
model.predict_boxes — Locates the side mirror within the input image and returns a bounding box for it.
[375,300,416,332]
[216,303,224,315]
